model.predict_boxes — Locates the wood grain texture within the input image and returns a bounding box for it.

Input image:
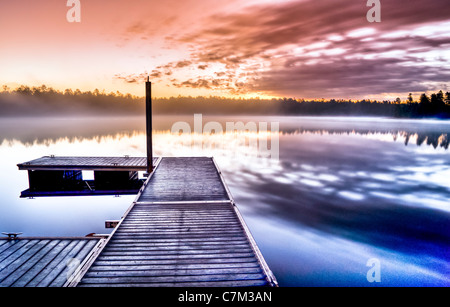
[79,202,271,287]
[0,239,100,287]
[138,157,229,202]
[8,157,276,287]
[78,157,275,287]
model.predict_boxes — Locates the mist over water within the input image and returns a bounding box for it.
[0,116,449,286]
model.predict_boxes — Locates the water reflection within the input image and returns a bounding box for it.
[0,116,449,150]
[215,128,450,286]
[290,129,449,149]
[0,116,449,286]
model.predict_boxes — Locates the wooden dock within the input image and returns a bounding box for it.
[17,156,148,171]
[17,156,158,198]
[0,237,105,287]
[69,157,277,287]
[6,81,276,287]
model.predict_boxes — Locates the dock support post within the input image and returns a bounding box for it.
[146,77,154,173]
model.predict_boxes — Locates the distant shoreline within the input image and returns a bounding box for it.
[1,85,449,119]
[2,114,450,121]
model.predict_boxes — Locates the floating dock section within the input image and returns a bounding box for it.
[17,156,157,197]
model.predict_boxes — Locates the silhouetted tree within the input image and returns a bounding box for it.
[407,93,414,104]
[436,90,445,105]
[420,93,430,105]
[15,85,32,95]
[431,93,438,104]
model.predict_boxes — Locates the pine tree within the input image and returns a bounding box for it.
[407,93,414,104]
[420,93,430,104]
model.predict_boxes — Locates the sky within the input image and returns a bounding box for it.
[0,0,449,100]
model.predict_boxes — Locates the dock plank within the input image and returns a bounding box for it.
[80,273,267,285]
[0,240,28,255]
[84,267,263,278]
[88,262,261,271]
[78,279,270,287]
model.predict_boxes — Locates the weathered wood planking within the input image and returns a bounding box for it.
[138,157,229,202]
[0,238,103,287]
[78,203,274,287]
[17,156,157,171]
[76,157,277,287]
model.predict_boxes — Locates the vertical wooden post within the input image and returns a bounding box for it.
[146,77,154,173]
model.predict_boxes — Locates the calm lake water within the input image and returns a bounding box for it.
[0,115,449,287]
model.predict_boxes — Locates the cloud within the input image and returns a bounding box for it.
[176,78,211,89]
[168,0,450,98]
[172,77,235,91]
[126,21,148,35]
[114,72,149,84]
[254,57,449,98]
[175,60,192,68]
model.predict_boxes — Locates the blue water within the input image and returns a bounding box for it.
[0,116,448,286]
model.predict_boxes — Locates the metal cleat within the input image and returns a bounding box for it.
[2,232,23,240]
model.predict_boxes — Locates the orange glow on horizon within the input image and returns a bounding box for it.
[1,0,449,101]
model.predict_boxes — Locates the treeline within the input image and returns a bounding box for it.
[273,91,450,118]
[1,85,450,118]
[0,85,143,116]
